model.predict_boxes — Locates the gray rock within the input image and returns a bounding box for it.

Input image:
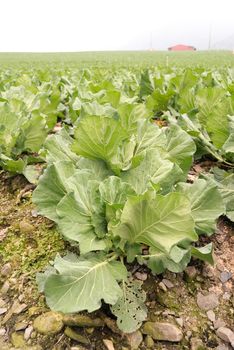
[11,301,27,314]
[216,344,231,350]
[1,263,12,277]
[197,292,219,311]
[214,319,227,330]
[142,321,183,342]
[159,281,167,292]
[24,325,33,341]
[103,339,115,350]
[216,327,234,346]
[184,266,197,281]
[162,279,174,289]
[33,312,64,335]
[126,330,143,349]
[1,281,10,295]
[0,328,6,336]
[220,271,232,283]
[190,337,204,350]
[135,272,147,281]
[0,308,7,315]
[175,318,184,328]
[207,310,216,322]
[14,321,28,331]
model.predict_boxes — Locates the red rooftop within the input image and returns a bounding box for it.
[168,44,196,51]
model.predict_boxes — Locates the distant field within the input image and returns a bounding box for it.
[0,50,234,67]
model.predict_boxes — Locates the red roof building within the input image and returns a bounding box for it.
[168,44,196,51]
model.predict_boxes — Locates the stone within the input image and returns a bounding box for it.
[0,328,6,336]
[11,301,27,314]
[159,281,167,292]
[214,319,226,330]
[64,327,89,344]
[19,221,34,234]
[28,306,43,317]
[142,322,183,342]
[1,281,10,295]
[220,271,232,283]
[197,292,219,311]
[190,337,205,350]
[126,330,143,349]
[14,321,28,331]
[184,266,197,281]
[162,279,174,289]
[103,339,115,350]
[11,332,26,348]
[62,314,104,327]
[135,272,147,281]
[145,335,154,348]
[24,325,33,341]
[0,228,8,242]
[1,263,12,277]
[33,312,64,335]
[0,308,7,315]
[216,344,231,350]
[216,327,234,346]
[175,318,184,328]
[207,310,216,322]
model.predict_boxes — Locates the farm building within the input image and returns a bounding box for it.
[168,44,196,51]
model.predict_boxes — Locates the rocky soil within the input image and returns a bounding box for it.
[0,170,234,350]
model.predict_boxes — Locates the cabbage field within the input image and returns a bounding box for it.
[0,51,234,350]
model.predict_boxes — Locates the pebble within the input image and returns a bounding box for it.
[19,221,34,234]
[220,271,232,283]
[175,318,184,328]
[159,281,167,292]
[214,319,227,330]
[1,281,10,295]
[24,325,33,341]
[0,327,6,336]
[184,266,197,281]
[190,337,204,350]
[207,310,216,322]
[216,327,234,346]
[62,314,104,327]
[1,263,12,277]
[142,322,183,342]
[31,209,38,217]
[64,327,89,344]
[0,308,7,315]
[11,301,27,314]
[14,321,28,331]
[103,339,115,350]
[216,344,231,350]
[135,272,147,281]
[126,330,143,349]
[197,292,219,311]
[145,335,154,348]
[0,298,6,307]
[162,279,174,289]
[33,312,64,335]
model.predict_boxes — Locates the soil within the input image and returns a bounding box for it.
[0,170,233,350]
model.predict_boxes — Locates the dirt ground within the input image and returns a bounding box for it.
[0,170,233,350]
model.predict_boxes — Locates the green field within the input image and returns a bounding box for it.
[0,50,233,350]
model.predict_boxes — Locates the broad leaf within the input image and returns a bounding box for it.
[111,278,147,333]
[32,161,76,221]
[114,192,197,254]
[175,178,224,235]
[44,253,127,313]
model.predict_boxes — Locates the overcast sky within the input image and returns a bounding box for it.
[1,0,234,51]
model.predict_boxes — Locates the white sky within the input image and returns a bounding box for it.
[0,0,234,51]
